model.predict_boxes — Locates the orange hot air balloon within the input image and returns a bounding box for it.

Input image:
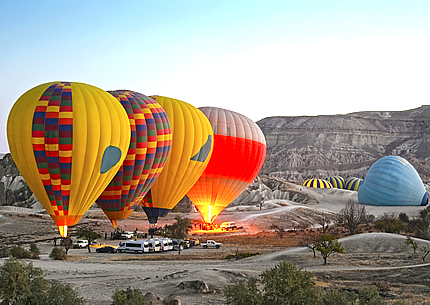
[187,107,266,223]
[96,91,172,228]
[7,82,130,237]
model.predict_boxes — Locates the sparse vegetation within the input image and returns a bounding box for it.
[405,236,418,253]
[225,252,259,260]
[374,213,406,233]
[9,245,32,259]
[316,234,345,265]
[50,247,67,260]
[420,245,430,262]
[336,201,369,235]
[111,287,147,305]
[76,227,101,253]
[159,216,192,239]
[0,258,84,305]
[29,243,41,259]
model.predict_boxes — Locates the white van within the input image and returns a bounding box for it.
[117,241,149,254]
[159,238,173,251]
[147,239,161,252]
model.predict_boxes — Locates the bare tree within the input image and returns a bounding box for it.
[270,223,286,239]
[336,200,368,235]
[317,212,331,233]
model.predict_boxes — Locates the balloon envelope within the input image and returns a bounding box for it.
[358,156,428,206]
[7,82,130,236]
[187,107,266,223]
[324,176,345,189]
[302,178,333,188]
[140,96,213,223]
[96,91,172,227]
[344,177,363,191]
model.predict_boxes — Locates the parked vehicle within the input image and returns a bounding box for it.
[201,240,222,249]
[147,239,161,252]
[72,240,89,249]
[187,238,200,246]
[117,241,149,254]
[220,222,237,231]
[96,246,117,253]
[158,238,173,251]
[121,231,134,239]
[180,240,190,249]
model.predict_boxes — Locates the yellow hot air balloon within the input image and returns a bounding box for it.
[140,96,213,223]
[7,82,130,237]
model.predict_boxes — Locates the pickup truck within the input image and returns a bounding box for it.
[72,239,89,249]
[201,240,222,249]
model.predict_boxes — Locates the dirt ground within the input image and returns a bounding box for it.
[1,202,430,304]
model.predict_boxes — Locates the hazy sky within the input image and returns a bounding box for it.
[1,0,430,153]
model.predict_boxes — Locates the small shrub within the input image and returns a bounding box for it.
[372,280,389,292]
[358,287,383,305]
[44,280,85,305]
[29,243,41,259]
[9,245,31,259]
[225,252,260,260]
[224,279,262,305]
[111,287,147,305]
[319,289,356,305]
[0,246,10,258]
[49,247,67,260]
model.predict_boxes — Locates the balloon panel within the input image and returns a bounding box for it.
[302,178,333,188]
[7,82,130,236]
[358,156,428,206]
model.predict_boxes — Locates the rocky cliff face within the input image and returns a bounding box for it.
[258,105,430,182]
[0,153,36,207]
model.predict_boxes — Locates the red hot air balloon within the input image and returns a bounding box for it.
[96,91,172,227]
[187,107,266,223]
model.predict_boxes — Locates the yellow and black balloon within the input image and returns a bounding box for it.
[140,96,213,224]
[7,82,130,237]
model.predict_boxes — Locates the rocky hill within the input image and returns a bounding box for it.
[258,105,430,182]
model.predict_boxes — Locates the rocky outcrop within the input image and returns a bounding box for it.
[258,105,430,181]
[0,154,36,207]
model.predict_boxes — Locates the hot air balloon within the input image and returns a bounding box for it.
[96,91,172,228]
[324,176,345,189]
[140,96,213,223]
[187,107,266,223]
[344,177,363,191]
[358,156,428,206]
[302,178,333,188]
[7,82,130,237]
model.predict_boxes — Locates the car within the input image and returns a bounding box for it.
[72,239,89,249]
[120,231,134,239]
[220,222,237,231]
[96,246,117,253]
[201,240,222,249]
[187,238,200,246]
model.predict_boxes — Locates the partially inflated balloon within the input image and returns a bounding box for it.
[7,82,130,237]
[140,96,213,223]
[96,91,172,227]
[187,107,266,223]
[344,177,362,191]
[358,156,428,206]
[302,178,333,188]
[324,176,345,189]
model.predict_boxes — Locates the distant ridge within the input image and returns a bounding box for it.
[257,105,430,182]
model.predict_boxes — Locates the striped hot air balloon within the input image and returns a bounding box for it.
[302,178,333,188]
[96,91,172,228]
[324,176,345,189]
[140,96,213,224]
[7,82,130,237]
[344,177,363,191]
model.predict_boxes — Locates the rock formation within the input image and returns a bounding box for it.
[258,105,430,182]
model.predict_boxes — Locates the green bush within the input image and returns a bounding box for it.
[318,289,356,305]
[49,247,67,260]
[0,246,10,258]
[225,252,260,260]
[224,262,321,305]
[111,287,147,305]
[29,243,41,259]
[358,287,383,305]
[9,245,32,259]
[44,280,85,305]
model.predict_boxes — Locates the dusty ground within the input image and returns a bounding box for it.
[1,188,430,304]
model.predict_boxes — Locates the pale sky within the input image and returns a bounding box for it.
[1,0,430,153]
